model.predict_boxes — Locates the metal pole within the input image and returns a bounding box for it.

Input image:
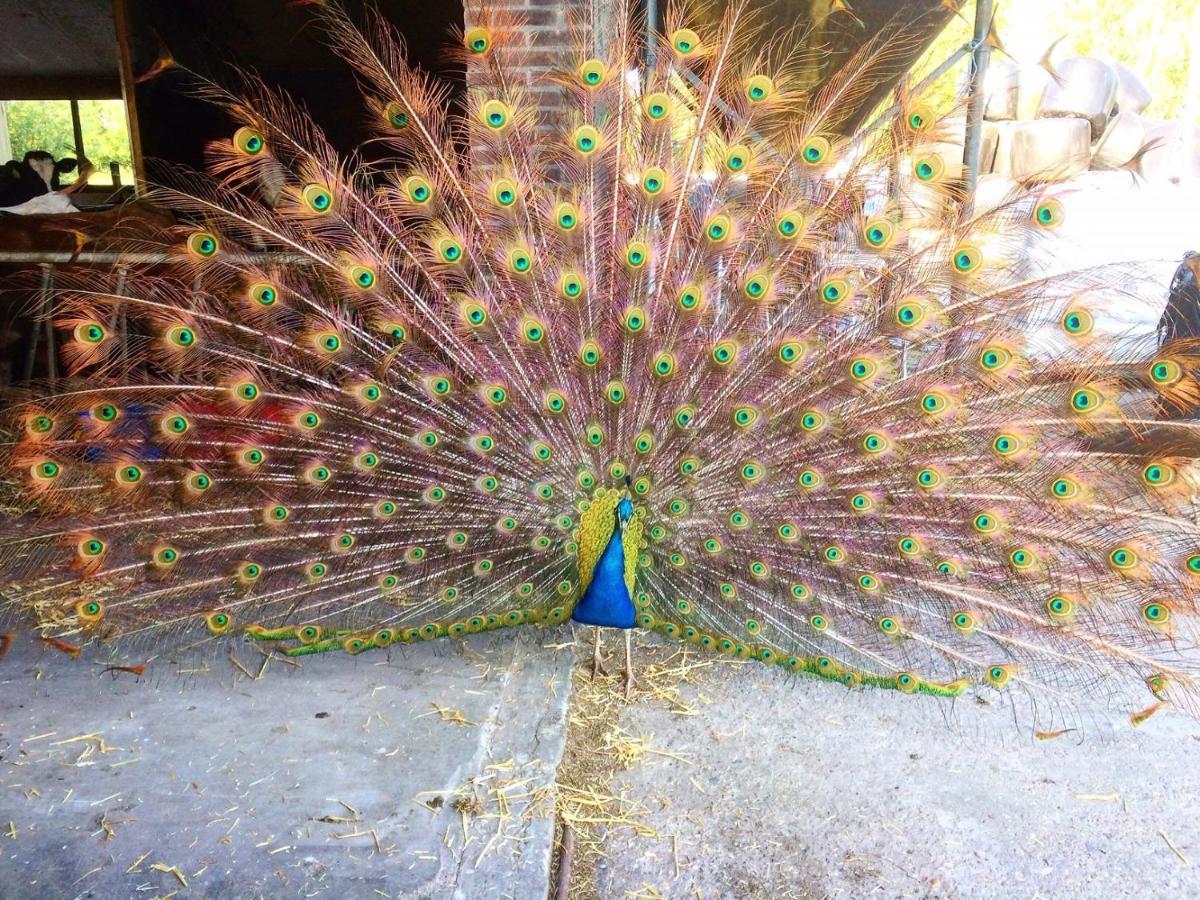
[961,0,994,202]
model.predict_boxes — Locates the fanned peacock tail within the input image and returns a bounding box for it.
[4,0,1200,725]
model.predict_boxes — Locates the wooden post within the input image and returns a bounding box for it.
[110,0,146,193]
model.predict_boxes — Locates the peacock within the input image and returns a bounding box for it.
[3,0,1199,727]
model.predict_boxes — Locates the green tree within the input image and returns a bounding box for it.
[5,99,134,187]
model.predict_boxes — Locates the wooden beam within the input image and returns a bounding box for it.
[109,0,146,193]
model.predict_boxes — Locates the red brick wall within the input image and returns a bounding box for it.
[465,0,618,132]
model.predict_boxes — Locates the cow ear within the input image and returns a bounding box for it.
[56,158,78,173]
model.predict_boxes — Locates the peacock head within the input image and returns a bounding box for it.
[616,497,634,532]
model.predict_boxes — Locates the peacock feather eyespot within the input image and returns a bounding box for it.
[559,271,585,300]
[801,136,831,165]
[1049,476,1080,501]
[898,536,923,557]
[464,26,490,54]
[679,456,702,477]
[92,402,120,424]
[879,616,900,635]
[1108,546,1139,571]
[300,183,333,215]
[374,499,397,517]
[585,424,605,447]
[27,413,55,436]
[608,461,627,481]
[951,244,981,274]
[742,271,771,301]
[777,339,806,365]
[379,320,407,344]
[205,611,232,634]
[823,545,845,564]
[809,614,829,632]
[233,126,265,155]
[744,74,774,103]
[237,561,262,584]
[1186,553,1200,575]
[991,433,1023,458]
[263,503,289,524]
[651,350,676,377]
[579,339,602,367]
[384,101,409,130]
[895,298,927,328]
[77,600,104,623]
[1069,386,1102,414]
[711,339,739,366]
[978,345,1013,372]
[477,474,499,494]
[480,99,512,131]
[295,410,321,431]
[912,155,943,182]
[403,174,433,205]
[185,471,212,493]
[861,217,896,251]
[1061,308,1093,336]
[115,463,143,485]
[623,305,647,333]
[634,431,654,454]
[471,434,496,454]
[985,664,1014,688]
[623,240,650,269]
[849,357,879,383]
[315,331,342,354]
[578,58,607,87]
[673,404,697,429]
[348,264,377,289]
[166,325,197,349]
[1150,359,1183,386]
[406,545,427,563]
[952,610,976,632]
[1033,198,1064,229]
[434,236,463,264]
[186,230,220,258]
[1046,594,1074,621]
[240,447,266,467]
[732,405,759,428]
[670,28,701,55]
[740,461,764,483]
[520,316,545,343]
[605,380,626,404]
[75,321,107,344]
[332,532,356,553]
[640,166,668,196]
[850,492,873,512]
[857,573,880,592]
[1142,461,1176,488]
[972,511,1001,534]
[571,125,601,155]
[642,92,671,120]
[799,410,826,433]
[1009,547,1037,570]
[905,104,934,133]
[861,432,890,454]
[819,276,850,305]
[307,561,329,582]
[896,672,919,693]
[78,537,106,559]
[790,584,811,602]
[936,559,961,577]
[725,145,751,173]
[305,463,332,484]
[676,283,703,311]
[704,213,731,244]
[553,200,580,231]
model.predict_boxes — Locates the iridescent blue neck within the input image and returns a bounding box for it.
[572,527,636,628]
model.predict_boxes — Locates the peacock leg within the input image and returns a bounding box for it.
[590,626,609,679]
[623,629,635,699]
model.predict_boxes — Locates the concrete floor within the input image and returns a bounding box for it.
[0,633,572,899]
[598,638,1200,900]
[3,630,1199,899]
